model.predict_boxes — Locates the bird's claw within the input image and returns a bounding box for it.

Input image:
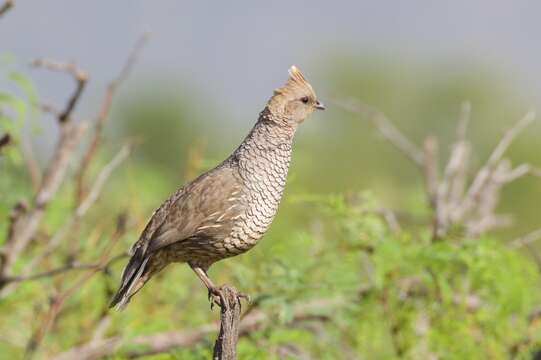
[207,286,250,310]
[208,286,224,310]
[237,291,251,303]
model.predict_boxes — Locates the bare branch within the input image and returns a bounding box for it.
[31,59,88,123]
[510,228,541,249]
[377,208,402,234]
[1,253,127,284]
[453,111,535,222]
[423,136,446,239]
[75,34,149,203]
[21,138,42,191]
[423,136,439,208]
[494,163,541,184]
[485,111,535,168]
[446,102,471,210]
[16,144,132,286]
[0,0,13,18]
[333,98,425,166]
[0,123,87,283]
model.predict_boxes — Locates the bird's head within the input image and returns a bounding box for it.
[266,66,324,124]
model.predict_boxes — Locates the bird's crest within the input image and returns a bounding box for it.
[273,65,314,97]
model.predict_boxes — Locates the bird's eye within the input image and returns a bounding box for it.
[300,96,309,104]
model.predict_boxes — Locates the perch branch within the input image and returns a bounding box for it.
[213,285,243,360]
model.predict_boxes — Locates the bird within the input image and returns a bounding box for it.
[109,66,325,309]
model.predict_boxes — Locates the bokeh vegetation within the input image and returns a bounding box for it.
[1,48,541,359]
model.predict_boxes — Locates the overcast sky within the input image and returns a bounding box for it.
[1,1,540,122]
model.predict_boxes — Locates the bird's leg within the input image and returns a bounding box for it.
[189,264,250,308]
[189,264,223,308]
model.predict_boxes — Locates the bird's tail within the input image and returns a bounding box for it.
[109,248,150,310]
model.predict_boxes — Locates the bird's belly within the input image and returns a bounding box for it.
[157,233,256,268]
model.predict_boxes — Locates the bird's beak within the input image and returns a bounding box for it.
[315,101,325,110]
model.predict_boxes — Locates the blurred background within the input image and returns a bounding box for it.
[1,1,541,359]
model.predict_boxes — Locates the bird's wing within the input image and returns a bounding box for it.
[129,163,244,256]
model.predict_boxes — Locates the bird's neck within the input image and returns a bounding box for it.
[234,107,297,157]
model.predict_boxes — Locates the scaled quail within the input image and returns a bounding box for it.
[110,66,324,309]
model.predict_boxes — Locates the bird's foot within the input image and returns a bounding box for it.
[207,285,250,310]
[236,291,251,303]
[208,286,224,310]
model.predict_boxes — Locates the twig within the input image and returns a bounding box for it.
[510,228,541,249]
[333,98,425,166]
[446,102,471,213]
[376,208,401,234]
[494,163,541,184]
[455,111,535,220]
[0,0,13,18]
[75,34,148,204]
[0,253,127,284]
[31,59,88,123]
[423,136,450,240]
[21,138,42,191]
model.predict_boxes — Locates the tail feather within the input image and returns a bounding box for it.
[109,249,150,310]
